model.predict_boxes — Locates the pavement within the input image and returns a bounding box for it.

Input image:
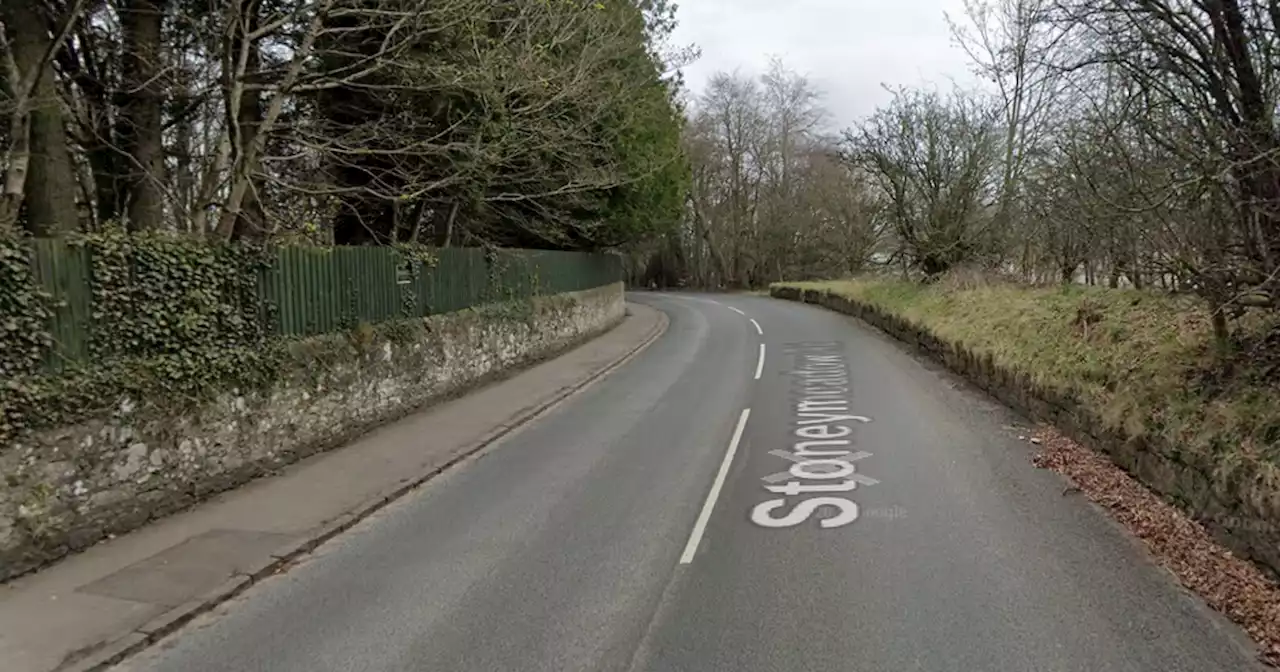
[7,293,1268,672]
[0,303,666,672]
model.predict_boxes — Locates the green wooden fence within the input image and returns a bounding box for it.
[21,240,622,371]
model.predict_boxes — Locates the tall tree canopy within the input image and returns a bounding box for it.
[0,0,688,250]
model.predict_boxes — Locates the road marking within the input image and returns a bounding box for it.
[750,343,876,529]
[754,343,766,380]
[750,318,763,335]
[680,408,752,564]
[762,448,878,484]
[728,306,746,316]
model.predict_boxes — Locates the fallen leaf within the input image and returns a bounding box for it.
[1031,427,1280,667]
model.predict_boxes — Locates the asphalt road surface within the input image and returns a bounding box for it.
[122,293,1264,672]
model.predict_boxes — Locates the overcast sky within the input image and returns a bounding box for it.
[669,0,981,129]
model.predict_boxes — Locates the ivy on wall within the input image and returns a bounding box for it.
[2,345,288,442]
[0,236,53,380]
[2,232,281,441]
[87,231,271,359]
[0,233,609,443]
[392,242,438,318]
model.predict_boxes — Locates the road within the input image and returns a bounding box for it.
[122,293,1263,672]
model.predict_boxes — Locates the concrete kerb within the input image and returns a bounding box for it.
[60,304,668,672]
[58,634,150,672]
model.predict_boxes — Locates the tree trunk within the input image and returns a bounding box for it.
[1,7,37,229]
[230,180,267,240]
[6,3,79,235]
[402,200,428,244]
[228,0,266,241]
[87,139,124,228]
[442,201,459,247]
[0,112,31,232]
[1210,302,1231,356]
[118,0,167,231]
[690,195,728,287]
[217,0,328,240]
[173,110,194,232]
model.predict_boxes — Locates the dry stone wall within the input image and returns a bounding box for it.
[0,284,624,580]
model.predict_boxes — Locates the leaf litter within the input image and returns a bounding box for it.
[1032,427,1280,667]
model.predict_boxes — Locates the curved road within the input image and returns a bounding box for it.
[121,293,1263,672]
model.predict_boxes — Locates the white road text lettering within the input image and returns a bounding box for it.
[752,344,878,529]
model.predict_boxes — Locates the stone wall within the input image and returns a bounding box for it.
[772,285,1280,579]
[0,284,624,580]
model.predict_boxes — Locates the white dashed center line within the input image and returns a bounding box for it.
[680,408,753,564]
[750,318,763,335]
[754,343,766,380]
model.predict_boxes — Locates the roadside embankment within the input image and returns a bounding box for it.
[771,278,1280,578]
[0,283,624,581]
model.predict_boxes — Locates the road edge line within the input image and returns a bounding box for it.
[64,304,670,672]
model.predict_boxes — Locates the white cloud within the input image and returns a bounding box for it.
[670,0,982,128]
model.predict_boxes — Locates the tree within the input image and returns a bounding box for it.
[0,0,688,251]
[948,0,1068,275]
[662,61,881,288]
[0,0,83,233]
[117,0,168,230]
[846,87,1000,277]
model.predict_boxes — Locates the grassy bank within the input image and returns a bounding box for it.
[775,277,1280,485]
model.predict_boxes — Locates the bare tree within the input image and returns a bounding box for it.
[949,0,1070,276]
[846,87,1000,277]
[665,61,881,288]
